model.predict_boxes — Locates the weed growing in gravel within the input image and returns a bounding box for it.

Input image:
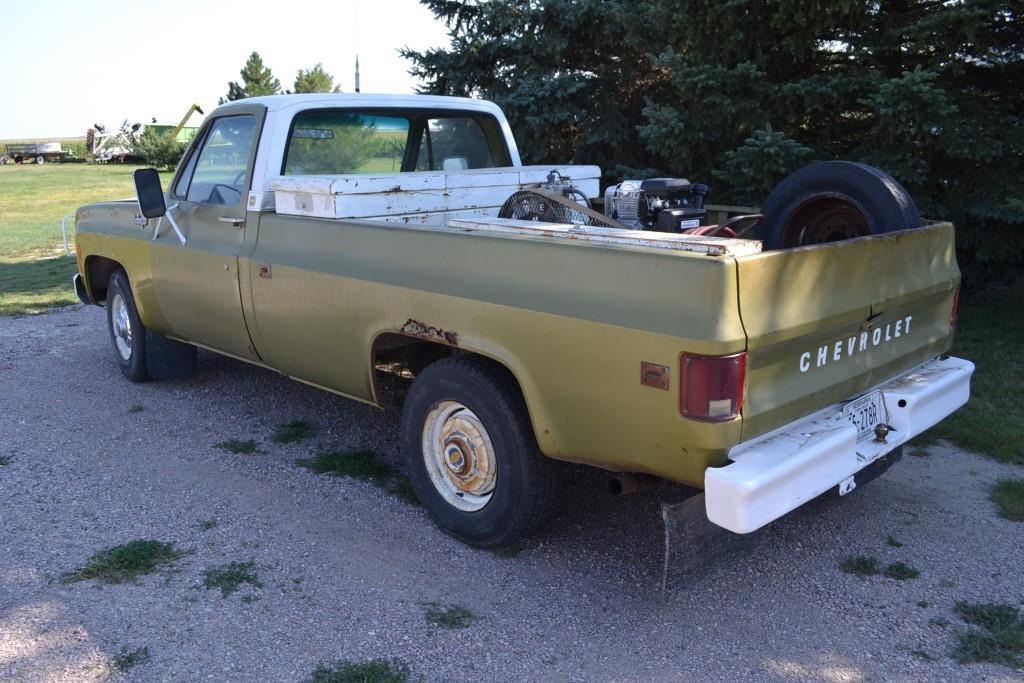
[423,602,477,629]
[112,645,150,672]
[918,601,930,608]
[127,404,144,414]
[840,555,879,577]
[296,450,419,505]
[306,659,410,682]
[272,420,317,444]
[908,446,929,457]
[215,439,261,454]
[67,540,185,583]
[492,542,525,559]
[196,519,217,531]
[930,617,951,628]
[886,536,904,548]
[202,561,262,597]
[991,478,1024,521]
[0,455,10,467]
[952,602,1024,667]
[884,562,920,580]
[909,648,935,662]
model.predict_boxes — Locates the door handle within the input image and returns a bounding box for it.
[218,216,245,227]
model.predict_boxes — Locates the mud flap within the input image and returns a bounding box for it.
[145,331,197,380]
[660,493,763,591]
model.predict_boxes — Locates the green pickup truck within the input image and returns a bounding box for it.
[72,94,973,547]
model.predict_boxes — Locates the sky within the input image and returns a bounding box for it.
[0,0,452,140]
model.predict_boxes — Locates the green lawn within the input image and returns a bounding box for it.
[0,163,159,315]
[0,163,1019,464]
[919,286,1024,464]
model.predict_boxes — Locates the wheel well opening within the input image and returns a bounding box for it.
[84,256,122,303]
[370,334,526,412]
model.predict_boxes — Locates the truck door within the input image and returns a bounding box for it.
[150,106,265,360]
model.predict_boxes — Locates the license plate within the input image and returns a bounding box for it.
[843,391,886,441]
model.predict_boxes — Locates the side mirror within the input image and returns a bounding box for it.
[133,168,166,218]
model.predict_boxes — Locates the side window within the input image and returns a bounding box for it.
[413,117,502,171]
[284,112,410,175]
[185,115,258,205]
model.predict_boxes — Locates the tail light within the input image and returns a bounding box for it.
[679,352,746,421]
[950,286,961,331]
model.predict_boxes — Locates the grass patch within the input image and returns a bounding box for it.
[306,659,410,683]
[196,519,217,531]
[953,602,1024,667]
[0,455,10,467]
[127,404,144,414]
[917,285,1024,464]
[423,602,477,629]
[67,540,184,583]
[296,450,419,505]
[0,164,168,316]
[908,445,929,457]
[214,439,260,454]
[111,645,150,673]
[271,420,317,444]
[202,561,262,597]
[886,536,904,548]
[883,562,920,580]
[991,478,1024,521]
[840,555,879,576]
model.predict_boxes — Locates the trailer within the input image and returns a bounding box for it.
[0,142,66,164]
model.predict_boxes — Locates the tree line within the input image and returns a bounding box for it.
[220,51,343,102]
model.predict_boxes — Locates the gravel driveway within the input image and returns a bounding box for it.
[2,305,1022,682]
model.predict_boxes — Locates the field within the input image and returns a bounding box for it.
[0,163,165,315]
[0,163,1019,464]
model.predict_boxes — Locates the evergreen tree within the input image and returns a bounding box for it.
[293,63,341,93]
[405,0,1023,278]
[222,51,282,102]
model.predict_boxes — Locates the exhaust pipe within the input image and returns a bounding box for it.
[608,473,659,496]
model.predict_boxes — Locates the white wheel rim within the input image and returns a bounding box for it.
[110,293,132,361]
[421,401,496,512]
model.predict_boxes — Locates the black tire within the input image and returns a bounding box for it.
[401,357,558,547]
[760,161,921,249]
[105,270,149,382]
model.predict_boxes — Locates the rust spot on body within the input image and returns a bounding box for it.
[400,319,459,346]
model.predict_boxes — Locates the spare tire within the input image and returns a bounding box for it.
[760,161,921,249]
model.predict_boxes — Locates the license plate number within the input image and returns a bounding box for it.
[843,391,886,441]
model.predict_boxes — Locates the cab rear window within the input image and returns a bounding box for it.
[282,109,511,175]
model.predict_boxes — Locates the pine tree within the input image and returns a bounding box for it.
[222,51,282,102]
[404,0,1024,279]
[293,63,341,94]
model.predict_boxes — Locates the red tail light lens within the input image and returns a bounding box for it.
[679,352,746,421]
[950,286,961,331]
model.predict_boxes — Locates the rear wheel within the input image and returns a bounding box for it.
[106,270,148,381]
[401,357,558,547]
[761,161,921,249]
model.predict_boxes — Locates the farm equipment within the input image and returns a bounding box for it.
[0,142,67,164]
[88,120,143,163]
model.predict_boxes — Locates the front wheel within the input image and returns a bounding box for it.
[401,357,558,547]
[106,270,149,381]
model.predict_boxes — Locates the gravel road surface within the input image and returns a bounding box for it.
[2,305,1022,682]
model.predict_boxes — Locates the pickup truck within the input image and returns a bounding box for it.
[71,93,974,548]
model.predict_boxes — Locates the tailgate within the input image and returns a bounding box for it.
[736,223,960,440]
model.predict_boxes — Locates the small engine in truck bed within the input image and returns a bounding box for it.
[604,178,710,232]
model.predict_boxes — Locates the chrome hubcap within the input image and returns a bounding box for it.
[111,293,132,361]
[422,401,496,512]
